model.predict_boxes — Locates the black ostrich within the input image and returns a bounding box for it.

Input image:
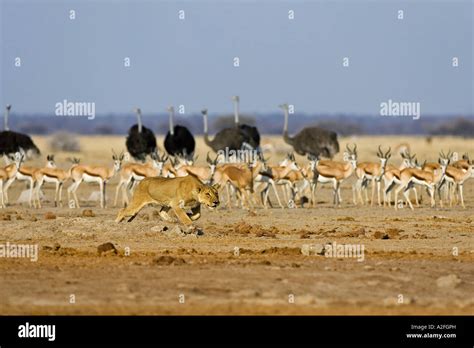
[125,108,157,162]
[202,109,249,153]
[0,105,40,159]
[279,103,339,159]
[163,106,195,160]
[232,96,261,151]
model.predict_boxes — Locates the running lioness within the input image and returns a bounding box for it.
[115,174,219,225]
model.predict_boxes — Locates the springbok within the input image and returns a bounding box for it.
[382,150,419,206]
[68,151,124,208]
[0,152,24,208]
[443,160,473,208]
[309,144,358,206]
[33,157,81,208]
[394,152,450,210]
[354,146,391,206]
[3,154,56,207]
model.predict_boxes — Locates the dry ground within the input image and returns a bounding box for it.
[0,135,473,315]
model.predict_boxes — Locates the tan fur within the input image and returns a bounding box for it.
[116,174,219,225]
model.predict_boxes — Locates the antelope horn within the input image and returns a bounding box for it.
[377,145,383,157]
[439,150,445,159]
[352,143,357,153]
[206,152,212,164]
[385,146,391,157]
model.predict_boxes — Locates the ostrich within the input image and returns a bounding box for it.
[279,103,339,159]
[163,106,195,160]
[201,108,249,153]
[232,96,261,151]
[125,107,157,162]
[0,105,40,159]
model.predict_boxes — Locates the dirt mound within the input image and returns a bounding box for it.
[153,255,186,266]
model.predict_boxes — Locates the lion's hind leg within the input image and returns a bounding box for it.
[158,206,176,222]
[115,192,156,223]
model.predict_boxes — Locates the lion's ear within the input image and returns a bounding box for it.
[212,183,221,190]
[196,187,202,193]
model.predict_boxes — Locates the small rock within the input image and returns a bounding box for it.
[82,209,95,217]
[373,231,389,239]
[44,212,56,220]
[0,213,12,221]
[436,274,462,288]
[363,265,374,271]
[97,242,118,255]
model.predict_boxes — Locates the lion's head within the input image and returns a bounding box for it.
[196,184,220,208]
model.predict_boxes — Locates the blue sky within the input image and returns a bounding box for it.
[1,0,472,116]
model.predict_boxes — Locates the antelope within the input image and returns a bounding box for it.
[271,153,304,206]
[3,154,56,207]
[382,150,419,206]
[422,150,454,206]
[68,151,124,208]
[394,152,450,210]
[33,157,81,208]
[0,152,24,208]
[439,153,473,207]
[254,155,291,209]
[173,153,216,183]
[309,144,358,206]
[354,146,391,206]
[214,161,256,209]
[114,151,167,207]
[443,160,474,208]
[452,153,470,171]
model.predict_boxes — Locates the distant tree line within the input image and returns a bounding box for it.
[7,112,474,137]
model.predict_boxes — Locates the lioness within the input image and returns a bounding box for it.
[115,174,219,225]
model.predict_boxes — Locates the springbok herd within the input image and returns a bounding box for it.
[0,146,473,211]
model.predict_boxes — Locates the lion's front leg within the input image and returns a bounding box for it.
[188,205,201,221]
[171,204,193,225]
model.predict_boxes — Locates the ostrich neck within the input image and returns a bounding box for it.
[169,110,174,135]
[4,108,9,131]
[282,110,293,145]
[203,113,213,146]
[233,100,239,126]
[136,112,142,133]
